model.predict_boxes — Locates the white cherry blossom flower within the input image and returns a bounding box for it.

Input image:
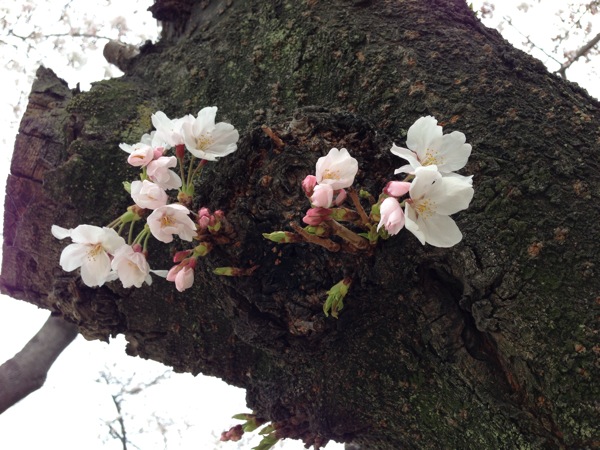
[146,156,182,190]
[391,116,471,175]
[130,180,168,210]
[404,165,474,247]
[120,142,155,167]
[377,197,405,235]
[182,107,239,161]
[51,224,125,287]
[151,111,195,148]
[147,204,197,243]
[111,245,152,288]
[315,148,359,190]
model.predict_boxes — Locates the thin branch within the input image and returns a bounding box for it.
[557,31,600,78]
[502,16,563,67]
[6,28,113,42]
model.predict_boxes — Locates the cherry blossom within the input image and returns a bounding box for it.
[377,197,405,235]
[151,111,194,148]
[182,107,239,161]
[130,180,168,210]
[51,224,125,287]
[391,116,471,175]
[147,204,197,243]
[404,165,474,247]
[315,147,358,190]
[120,142,155,167]
[111,244,152,288]
[146,156,182,190]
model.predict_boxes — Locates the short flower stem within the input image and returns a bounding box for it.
[290,222,340,252]
[348,188,370,226]
[328,219,369,251]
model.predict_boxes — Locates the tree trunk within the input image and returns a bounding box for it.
[2,0,599,448]
[0,314,78,414]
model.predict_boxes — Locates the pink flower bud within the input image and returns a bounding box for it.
[302,175,318,196]
[175,144,186,159]
[310,183,334,208]
[132,243,143,253]
[377,197,405,235]
[302,207,331,225]
[173,249,193,262]
[384,181,411,197]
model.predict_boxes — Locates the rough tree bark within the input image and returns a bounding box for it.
[1,0,599,448]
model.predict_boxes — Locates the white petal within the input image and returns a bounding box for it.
[193,107,217,136]
[410,165,442,200]
[390,144,420,173]
[416,214,463,248]
[437,132,471,172]
[151,269,169,278]
[70,224,105,244]
[59,243,88,271]
[51,225,72,240]
[99,228,126,254]
[406,116,442,156]
[80,251,112,286]
[404,204,426,245]
[432,177,474,215]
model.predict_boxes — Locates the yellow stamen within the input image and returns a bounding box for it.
[195,134,214,150]
[86,243,103,261]
[322,168,341,180]
[161,215,175,228]
[421,148,443,167]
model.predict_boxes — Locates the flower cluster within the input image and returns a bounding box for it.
[264,116,474,317]
[380,116,473,247]
[53,107,239,290]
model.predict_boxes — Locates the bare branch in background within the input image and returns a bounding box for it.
[557,30,600,77]
[97,366,173,449]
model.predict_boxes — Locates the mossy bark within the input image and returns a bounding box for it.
[2,0,600,448]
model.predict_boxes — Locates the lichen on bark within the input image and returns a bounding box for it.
[2,0,600,448]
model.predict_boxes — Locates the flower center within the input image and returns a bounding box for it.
[86,243,104,261]
[161,215,175,228]
[322,169,341,181]
[415,198,436,219]
[421,148,443,167]
[195,134,214,150]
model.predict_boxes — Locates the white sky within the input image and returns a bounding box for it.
[1,0,599,449]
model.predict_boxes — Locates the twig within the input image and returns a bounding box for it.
[347,188,370,226]
[328,220,369,251]
[556,31,600,79]
[290,222,340,252]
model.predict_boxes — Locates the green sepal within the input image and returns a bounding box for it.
[323,278,352,318]
[123,181,131,194]
[304,226,326,236]
[262,231,299,243]
[252,434,279,450]
[259,425,275,435]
